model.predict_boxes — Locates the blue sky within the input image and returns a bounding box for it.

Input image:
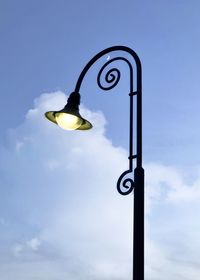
[1,1,200,279]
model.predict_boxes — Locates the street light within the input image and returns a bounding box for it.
[45,45,144,280]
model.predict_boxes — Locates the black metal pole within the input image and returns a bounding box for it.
[133,166,144,280]
[74,46,144,280]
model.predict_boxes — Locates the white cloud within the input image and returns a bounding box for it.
[0,92,200,279]
[144,163,200,280]
[26,238,41,251]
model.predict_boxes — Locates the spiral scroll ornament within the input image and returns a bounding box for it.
[117,170,135,195]
[97,57,132,92]
[97,58,121,90]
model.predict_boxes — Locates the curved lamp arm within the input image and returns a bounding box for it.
[75,45,142,195]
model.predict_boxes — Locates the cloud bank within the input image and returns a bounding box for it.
[0,92,200,280]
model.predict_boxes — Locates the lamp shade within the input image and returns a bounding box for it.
[44,92,92,130]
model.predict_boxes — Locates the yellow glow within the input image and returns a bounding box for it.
[55,113,83,130]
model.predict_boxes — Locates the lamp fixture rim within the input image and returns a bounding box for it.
[44,110,92,130]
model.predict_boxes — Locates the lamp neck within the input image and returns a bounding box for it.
[65,92,80,110]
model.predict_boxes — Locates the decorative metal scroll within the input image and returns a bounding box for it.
[74,46,142,196]
[97,57,132,91]
[117,170,135,195]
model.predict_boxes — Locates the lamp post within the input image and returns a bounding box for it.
[45,46,144,280]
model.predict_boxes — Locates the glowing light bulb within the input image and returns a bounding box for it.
[55,113,83,130]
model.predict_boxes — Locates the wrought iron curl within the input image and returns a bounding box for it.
[97,58,121,90]
[117,170,135,195]
[97,57,132,91]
